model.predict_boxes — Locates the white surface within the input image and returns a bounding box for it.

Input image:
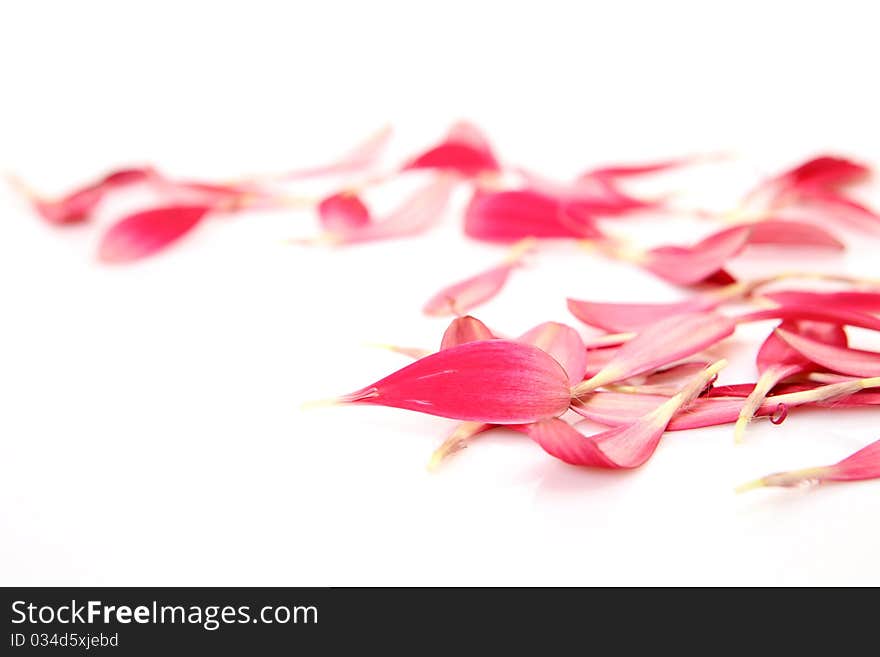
[1,0,879,586]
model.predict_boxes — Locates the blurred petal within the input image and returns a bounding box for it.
[317,191,371,234]
[644,225,752,285]
[97,204,210,263]
[746,220,844,250]
[403,122,499,177]
[763,290,880,314]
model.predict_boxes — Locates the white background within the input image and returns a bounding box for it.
[2,0,879,586]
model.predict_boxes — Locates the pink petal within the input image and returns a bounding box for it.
[439,316,495,350]
[572,312,736,394]
[333,340,571,424]
[464,189,604,243]
[644,225,752,286]
[520,362,724,468]
[334,176,456,244]
[580,155,700,181]
[566,284,743,332]
[775,328,880,377]
[799,189,880,231]
[423,239,533,316]
[763,290,880,314]
[97,204,210,263]
[738,305,880,332]
[279,125,392,180]
[403,123,499,177]
[746,220,844,250]
[779,155,870,191]
[737,438,880,493]
[317,192,371,234]
[518,321,587,385]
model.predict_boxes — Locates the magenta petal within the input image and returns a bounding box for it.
[775,329,880,377]
[336,340,571,424]
[645,225,752,285]
[573,312,735,393]
[97,204,210,263]
[439,316,495,350]
[518,322,588,385]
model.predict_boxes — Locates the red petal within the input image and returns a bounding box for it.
[775,328,880,377]
[439,316,494,350]
[97,204,210,263]
[335,340,571,424]
[318,192,371,234]
[645,225,752,285]
[779,155,870,191]
[518,321,587,385]
[403,123,499,177]
[572,312,735,394]
[464,189,604,242]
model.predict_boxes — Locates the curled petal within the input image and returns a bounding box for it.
[775,328,880,377]
[520,361,725,468]
[403,122,499,177]
[317,192,371,233]
[439,316,495,350]
[332,176,456,244]
[13,167,155,225]
[737,438,880,493]
[572,312,735,395]
[518,321,587,385]
[329,340,571,424]
[423,239,534,316]
[97,204,210,263]
[464,189,604,243]
[644,225,752,286]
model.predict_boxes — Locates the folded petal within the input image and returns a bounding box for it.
[737,438,880,493]
[423,239,534,316]
[521,361,725,468]
[775,328,880,377]
[403,122,500,177]
[317,191,371,233]
[572,312,735,395]
[97,204,211,263]
[333,176,456,244]
[518,321,587,385]
[439,315,495,350]
[644,225,752,285]
[332,340,571,424]
[464,189,604,243]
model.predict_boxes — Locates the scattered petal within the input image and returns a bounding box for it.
[762,290,880,314]
[746,220,844,250]
[423,238,535,316]
[279,125,392,180]
[97,204,211,263]
[318,192,371,234]
[518,321,587,385]
[403,122,500,177]
[643,225,752,285]
[736,438,880,493]
[439,315,495,350]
